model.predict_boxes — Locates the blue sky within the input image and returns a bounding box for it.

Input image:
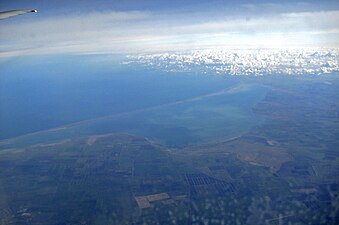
[0,0,338,58]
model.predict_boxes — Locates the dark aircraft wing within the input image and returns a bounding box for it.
[0,10,38,19]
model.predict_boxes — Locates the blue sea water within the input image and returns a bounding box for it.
[0,56,266,149]
[0,54,241,141]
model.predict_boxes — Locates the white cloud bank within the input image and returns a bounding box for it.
[0,9,339,58]
[125,49,339,76]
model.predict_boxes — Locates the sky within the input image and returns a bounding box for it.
[0,0,339,58]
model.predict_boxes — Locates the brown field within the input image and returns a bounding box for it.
[182,135,292,173]
[135,192,170,209]
[135,196,151,209]
[147,192,170,202]
[236,143,293,173]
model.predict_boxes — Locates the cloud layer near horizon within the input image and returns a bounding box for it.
[0,5,339,58]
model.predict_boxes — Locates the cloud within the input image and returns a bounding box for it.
[178,10,339,34]
[126,48,339,76]
[0,11,150,41]
[0,9,338,58]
